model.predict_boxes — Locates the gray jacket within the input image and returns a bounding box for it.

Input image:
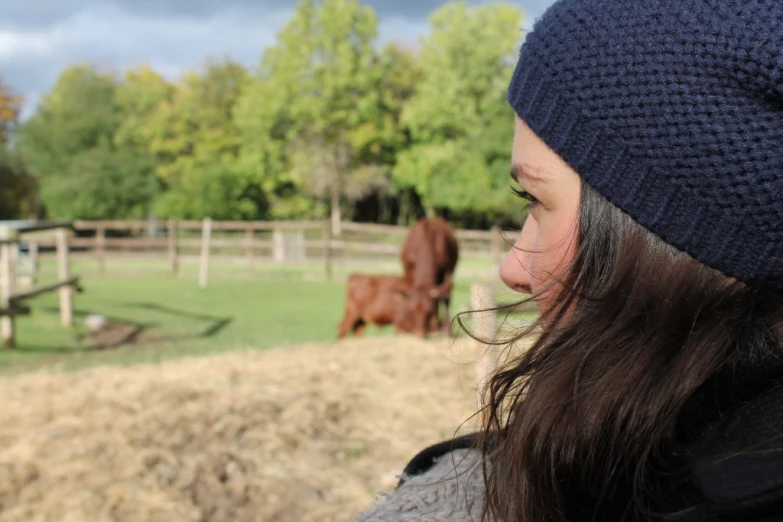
[357,448,486,522]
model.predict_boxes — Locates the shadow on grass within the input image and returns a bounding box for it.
[0,304,235,374]
[122,302,233,340]
[38,303,233,350]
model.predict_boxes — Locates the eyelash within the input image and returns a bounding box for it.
[510,185,539,206]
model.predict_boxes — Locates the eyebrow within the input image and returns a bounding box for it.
[510,163,549,185]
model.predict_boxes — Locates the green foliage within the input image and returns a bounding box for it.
[395,1,525,217]
[41,145,158,219]
[0,78,36,219]
[0,149,36,219]
[357,44,421,166]
[16,64,159,219]
[114,65,174,153]
[234,67,307,219]
[238,0,389,225]
[142,58,253,219]
[15,1,530,228]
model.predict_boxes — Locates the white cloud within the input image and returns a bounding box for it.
[0,30,54,59]
[1,3,291,117]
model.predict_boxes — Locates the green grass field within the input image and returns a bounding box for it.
[8,276,345,370]
[1,254,534,374]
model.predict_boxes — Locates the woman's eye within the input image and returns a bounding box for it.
[511,185,539,206]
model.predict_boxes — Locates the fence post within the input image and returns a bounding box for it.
[55,227,73,327]
[490,225,503,268]
[168,218,179,276]
[96,225,106,274]
[245,226,254,275]
[292,229,306,261]
[272,228,284,262]
[148,214,158,238]
[198,218,212,288]
[471,283,497,423]
[28,240,38,286]
[0,227,16,347]
[323,219,333,281]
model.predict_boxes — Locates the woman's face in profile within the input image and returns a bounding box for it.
[500,116,582,314]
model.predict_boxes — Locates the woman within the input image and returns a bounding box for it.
[358,0,783,520]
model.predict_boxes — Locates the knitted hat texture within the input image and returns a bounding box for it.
[507,0,783,288]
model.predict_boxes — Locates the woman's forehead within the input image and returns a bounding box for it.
[511,118,572,186]
[510,163,551,185]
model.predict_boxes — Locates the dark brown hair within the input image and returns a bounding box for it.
[468,180,783,521]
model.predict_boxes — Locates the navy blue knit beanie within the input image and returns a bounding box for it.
[507,0,783,288]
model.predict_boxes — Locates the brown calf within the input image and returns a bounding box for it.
[337,273,414,339]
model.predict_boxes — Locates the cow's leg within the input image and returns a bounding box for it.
[441,296,452,336]
[338,309,360,339]
[337,317,352,339]
[427,298,443,335]
[425,316,437,334]
[429,273,454,336]
[353,319,367,337]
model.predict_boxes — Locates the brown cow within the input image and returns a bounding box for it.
[337,273,424,339]
[396,217,459,337]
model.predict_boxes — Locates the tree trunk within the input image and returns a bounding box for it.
[330,184,341,237]
[398,191,409,226]
[380,195,390,224]
[330,139,351,237]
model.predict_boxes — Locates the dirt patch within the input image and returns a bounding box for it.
[0,335,487,521]
[76,321,146,350]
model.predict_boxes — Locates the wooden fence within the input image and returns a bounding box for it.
[28,219,511,284]
[0,221,81,347]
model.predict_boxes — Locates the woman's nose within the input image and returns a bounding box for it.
[499,246,532,294]
[498,217,534,294]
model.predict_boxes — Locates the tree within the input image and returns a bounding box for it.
[394,1,526,222]
[350,43,422,224]
[10,1,531,226]
[143,58,254,219]
[286,138,392,219]
[234,65,308,220]
[16,64,159,219]
[0,78,35,219]
[238,0,384,233]
[114,65,174,153]
[0,150,36,220]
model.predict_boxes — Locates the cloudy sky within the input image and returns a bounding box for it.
[1,0,556,119]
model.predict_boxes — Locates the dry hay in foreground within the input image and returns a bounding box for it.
[0,335,486,522]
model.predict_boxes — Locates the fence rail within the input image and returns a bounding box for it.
[0,221,79,347]
[28,218,511,284]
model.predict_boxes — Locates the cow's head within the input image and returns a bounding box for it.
[394,280,452,338]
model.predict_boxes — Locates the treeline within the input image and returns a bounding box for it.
[0,76,35,220]
[2,0,529,230]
